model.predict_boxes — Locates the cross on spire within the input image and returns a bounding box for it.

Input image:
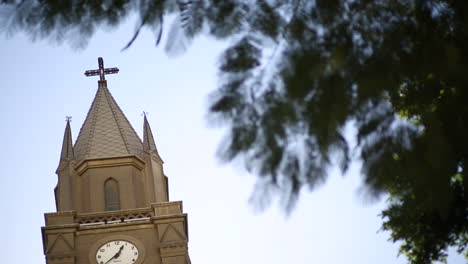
[84,57,119,81]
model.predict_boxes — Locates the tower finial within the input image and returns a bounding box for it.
[65,116,72,122]
[84,57,119,82]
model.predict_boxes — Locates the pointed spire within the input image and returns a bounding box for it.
[74,81,143,161]
[60,117,75,161]
[56,117,75,173]
[143,114,163,163]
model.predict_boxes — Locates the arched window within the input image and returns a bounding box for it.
[104,178,120,211]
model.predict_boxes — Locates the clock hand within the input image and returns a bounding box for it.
[114,245,124,258]
[104,245,124,264]
[104,256,115,264]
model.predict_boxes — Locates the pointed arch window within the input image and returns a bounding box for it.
[104,178,120,211]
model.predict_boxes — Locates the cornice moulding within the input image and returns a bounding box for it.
[75,155,145,175]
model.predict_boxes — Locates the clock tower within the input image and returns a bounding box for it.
[41,58,191,264]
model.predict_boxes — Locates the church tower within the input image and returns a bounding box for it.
[42,58,191,264]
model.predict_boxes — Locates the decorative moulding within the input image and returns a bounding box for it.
[75,155,145,175]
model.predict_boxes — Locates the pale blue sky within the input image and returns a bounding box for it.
[0,15,464,264]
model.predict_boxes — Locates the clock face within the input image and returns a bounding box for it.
[95,240,139,264]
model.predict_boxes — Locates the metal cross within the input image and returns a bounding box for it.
[65,116,72,122]
[84,57,119,81]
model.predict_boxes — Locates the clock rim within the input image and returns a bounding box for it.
[88,235,146,264]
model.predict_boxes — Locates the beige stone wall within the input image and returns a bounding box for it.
[79,165,143,212]
[55,155,169,214]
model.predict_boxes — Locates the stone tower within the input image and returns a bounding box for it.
[41,58,191,264]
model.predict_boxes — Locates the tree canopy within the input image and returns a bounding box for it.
[1,0,467,263]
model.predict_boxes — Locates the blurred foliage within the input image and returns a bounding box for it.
[2,0,468,262]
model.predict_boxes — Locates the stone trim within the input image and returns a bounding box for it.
[44,201,185,227]
[75,155,145,175]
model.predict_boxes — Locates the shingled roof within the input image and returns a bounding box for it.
[73,80,143,161]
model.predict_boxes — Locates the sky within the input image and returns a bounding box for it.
[0,14,465,264]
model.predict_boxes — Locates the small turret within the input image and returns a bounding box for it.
[55,117,75,211]
[143,114,163,163]
[142,114,168,202]
[56,117,74,172]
